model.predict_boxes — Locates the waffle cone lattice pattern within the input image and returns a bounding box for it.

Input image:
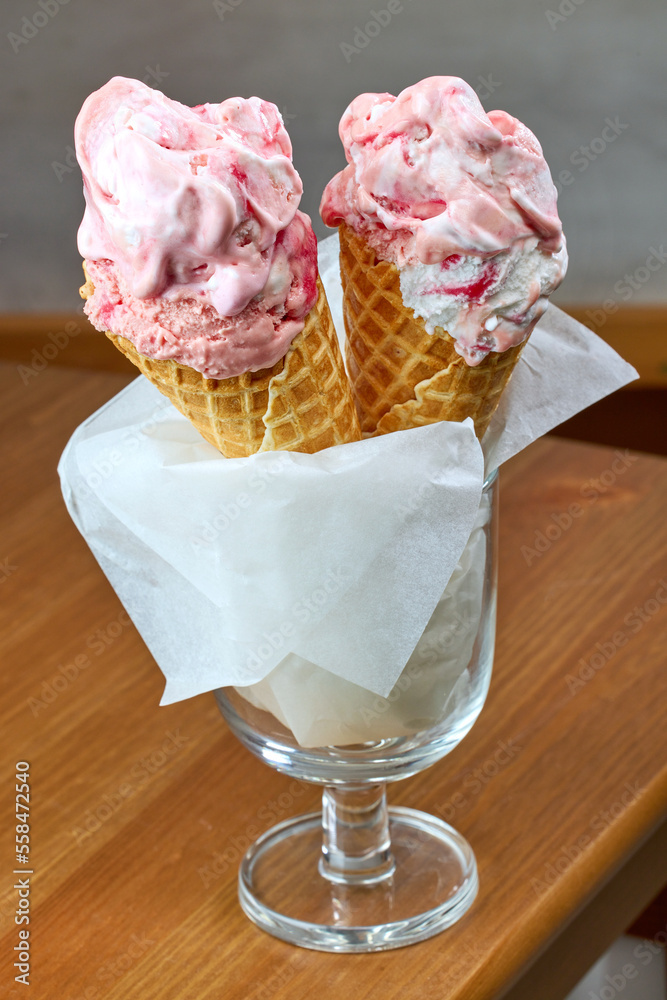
[83,273,360,458]
[339,224,525,438]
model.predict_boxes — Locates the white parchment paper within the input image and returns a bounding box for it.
[239,485,491,746]
[59,233,638,715]
[317,233,638,475]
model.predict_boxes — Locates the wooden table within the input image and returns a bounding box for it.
[1,362,666,1000]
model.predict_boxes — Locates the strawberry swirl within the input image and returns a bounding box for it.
[321,76,567,364]
[76,77,317,377]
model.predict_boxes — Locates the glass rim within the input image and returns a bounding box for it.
[483,467,498,492]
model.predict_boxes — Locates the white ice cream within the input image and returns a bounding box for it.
[399,238,568,365]
[321,77,569,365]
[235,485,493,747]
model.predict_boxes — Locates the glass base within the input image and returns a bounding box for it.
[238,806,478,952]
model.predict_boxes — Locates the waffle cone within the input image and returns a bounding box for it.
[81,271,360,458]
[339,223,525,438]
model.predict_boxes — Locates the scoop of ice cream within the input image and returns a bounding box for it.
[399,237,567,364]
[76,77,317,377]
[321,76,567,364]
[83,214,317,379]
[321,76,564,264]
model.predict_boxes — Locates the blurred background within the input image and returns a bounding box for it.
[0,0,665,448]
[2,0,666,311]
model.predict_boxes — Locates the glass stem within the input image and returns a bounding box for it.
[319,782,395,885]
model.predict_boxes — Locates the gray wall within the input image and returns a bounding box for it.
[1,0,665,311]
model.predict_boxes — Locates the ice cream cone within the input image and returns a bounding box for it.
[322,79,567,439]
[75,79,363,459]
[339,223,525,439]
[81,271,361,458]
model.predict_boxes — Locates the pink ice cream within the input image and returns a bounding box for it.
[76,77,317,379]
[321,76,567,365]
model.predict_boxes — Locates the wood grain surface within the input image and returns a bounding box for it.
[1,363,666,1000]
[1,305,666,385]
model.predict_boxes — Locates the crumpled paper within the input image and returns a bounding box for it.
[238,483,492,746]
[61,398,484,701]
[59,233,638,721]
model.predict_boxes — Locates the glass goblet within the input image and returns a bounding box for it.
[214,470,498,952]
